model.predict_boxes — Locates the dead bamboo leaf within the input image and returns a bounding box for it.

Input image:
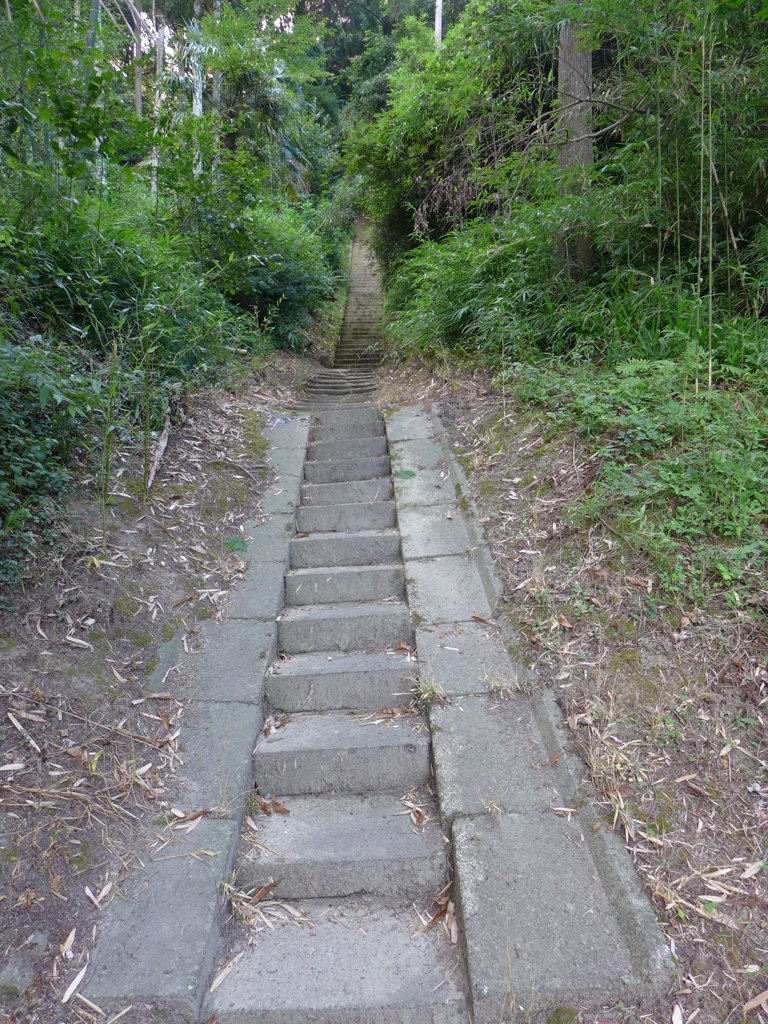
[61,965,87,1004]
[744,989,768,1017]
[209,950,244,994]
[741,862,764,881]
[64,635,94,651]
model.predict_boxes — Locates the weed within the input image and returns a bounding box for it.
[411,677,450,713]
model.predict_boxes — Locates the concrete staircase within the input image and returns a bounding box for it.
[83,227,673,1024]
[303,229,383,405]
[206,403,467,1023]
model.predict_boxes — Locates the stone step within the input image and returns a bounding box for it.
[312,368,374,376]
[285,564,405,605]
[300,478,394,506]
[313,406,381,426]
[305,386,377,398]
[253,711,429,795]
[265,650,415,712]
[306,375,375,385]
[308,437,388,462]
[307,379,375,390]
[235,793,445,898]
[278,601,412,653]
[309,420,385,442]
[203,899,466,1024]
[303,456,390,485]
[290,529,401,569]
[296,500,396,533]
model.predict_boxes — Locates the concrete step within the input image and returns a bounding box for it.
[290,529,401,568]
[296,500,396,533]
[304,456,390,484]
[236,793,445,898]
[300,478,394,506]
[305,387,377,399]
[309,420,385,442]
[266,650,415,711]
[253,711,429,795]
[285,564,405,605]
[311,375,375,385]
[313,407,381,426]
[278,601,412,653]
[204,899,466,1024]
[307,375,375,386]
[308,437,388,462]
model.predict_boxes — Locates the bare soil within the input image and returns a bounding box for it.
[378,355,768,1024]
[0,352,312,1024]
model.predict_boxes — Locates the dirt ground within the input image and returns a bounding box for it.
[378,355,768,1024]
[0,352,313,1024]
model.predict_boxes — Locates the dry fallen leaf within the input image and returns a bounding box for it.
[744,989,768,1017]
[61,965,87,1004]
[741,861,764,880]
[209,951,244,994]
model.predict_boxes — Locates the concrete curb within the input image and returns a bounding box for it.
[430,409,673,985]
[83,410,309,1020]
[384,401,673,1023]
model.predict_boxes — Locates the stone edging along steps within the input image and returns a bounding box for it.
[83,394,673,1024]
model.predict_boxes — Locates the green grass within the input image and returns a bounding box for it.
[497,357,768,602]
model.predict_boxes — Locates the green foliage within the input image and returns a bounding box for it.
[343,0,768,602]
[0,336,97,579]
[498,358,768,599]
[0,0,352,576]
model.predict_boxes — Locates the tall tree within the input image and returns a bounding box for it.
[557,18,593,277]
[132,1,143,116]
[192,0,204,173]
[151,8,164,200]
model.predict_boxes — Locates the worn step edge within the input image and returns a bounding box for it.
[203,897,466,1024]
[278,601,413,654]
[265,650,415,711]
[303,457,390,484]
[289,529,401,569]
[235,793,445,898]
[285,564,405,606]
[296,500,397,533]
[254,711,429,795]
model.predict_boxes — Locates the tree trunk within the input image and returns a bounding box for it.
[134,6,143,117]
[212,0,222,113]
[211,0,222,173]
[192,0,204,175]
[85,0,99,54]
[434,0,442,46]
[557,19,593,278]
[150,10,164,202]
